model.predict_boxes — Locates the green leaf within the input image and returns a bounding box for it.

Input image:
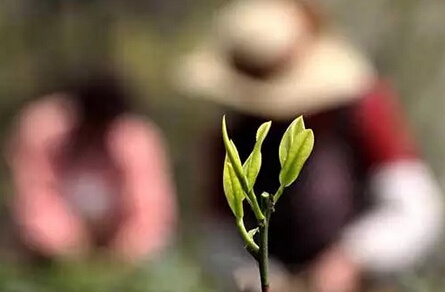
[256,121,272,144]
[223,155,245,218]
[279,129,314,187]
[229,140,241,162]
[222,116,248,190]
[243,121,271,191]
[279,116,305,167]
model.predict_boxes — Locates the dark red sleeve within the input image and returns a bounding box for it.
[353,80,420,166]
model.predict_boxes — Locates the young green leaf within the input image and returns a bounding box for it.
[243,121,272,191]
[279,116,305,167]
[256,121,272,143]
[222,116,248,189]
[279,129,314,187]
[223,155,245,218]
[222,116,264,221]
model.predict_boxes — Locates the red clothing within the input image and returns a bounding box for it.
[354,80,419,165]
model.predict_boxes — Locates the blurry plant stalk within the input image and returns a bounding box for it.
[222,116,314,292]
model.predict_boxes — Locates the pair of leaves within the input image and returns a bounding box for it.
[222,116,271,218]
[222,115,314,218]
[278,116,314,187]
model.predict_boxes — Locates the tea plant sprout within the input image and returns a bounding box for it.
[222,115,314,292]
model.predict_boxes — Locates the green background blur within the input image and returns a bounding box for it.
[1,0,445,291]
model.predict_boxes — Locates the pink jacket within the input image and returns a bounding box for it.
[5,96,177,262]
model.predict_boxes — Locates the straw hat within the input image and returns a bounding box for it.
[174,0,377,119]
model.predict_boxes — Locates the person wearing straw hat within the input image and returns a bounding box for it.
[174,0,444,291]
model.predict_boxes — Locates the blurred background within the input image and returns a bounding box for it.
[0,0,445,291]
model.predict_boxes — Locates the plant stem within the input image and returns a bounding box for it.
[236,218,259,259]
[273,185,285,203]
[258,193,272,292]
[259,222,269,292]
[248,189,266,221]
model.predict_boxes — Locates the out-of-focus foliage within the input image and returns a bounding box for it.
[0,249,217,292]
[324,0,445,177]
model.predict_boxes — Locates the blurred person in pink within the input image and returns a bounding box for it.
[175,0,444,291]
[4,70,177,263]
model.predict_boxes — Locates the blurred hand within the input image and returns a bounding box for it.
[309,245,360,292]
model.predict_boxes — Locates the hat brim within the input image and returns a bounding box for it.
[174,33,376,120]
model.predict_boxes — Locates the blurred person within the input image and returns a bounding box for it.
[174,0,444,291]
[4,70,177,264]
